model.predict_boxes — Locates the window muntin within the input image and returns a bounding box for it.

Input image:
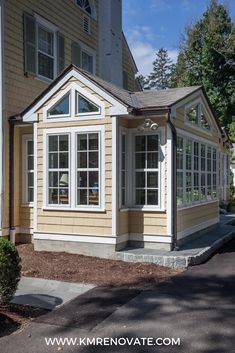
[48,134,70,205]
[25,139,34,203]
[120,134,127,207]
[48,94,70,117]
[77,133,99,206]
[76,93,99,114]
[176,136,218,207]
[134,134,159,206]
[37,25,55,80]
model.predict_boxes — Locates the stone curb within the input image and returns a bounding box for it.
[114,230,235,269]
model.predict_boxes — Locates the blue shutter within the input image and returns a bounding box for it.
[23,13,36,76]
[57,32,65,74]
[71,42,81,67]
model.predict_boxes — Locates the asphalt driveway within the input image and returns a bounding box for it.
[1,238,235,353]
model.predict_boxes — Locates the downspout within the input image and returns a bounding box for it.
[167,109,177,250]
[9,118,15,242]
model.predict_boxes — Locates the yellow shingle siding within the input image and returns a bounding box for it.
[122,37,137,91]
[3,0,99,230]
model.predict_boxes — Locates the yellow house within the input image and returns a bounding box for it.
[0,0,139,241]
[9,65,230,256]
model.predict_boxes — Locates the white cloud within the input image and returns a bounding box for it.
[126,27,178,76]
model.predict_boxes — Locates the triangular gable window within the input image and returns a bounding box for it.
[200,108,211,131]
[48,93,70,117]
[76,92,100,114]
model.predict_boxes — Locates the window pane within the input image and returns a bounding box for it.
[49,172,58,187]
[49,136,58,151]
[135,153,145,169]
[49,189,58,204]
[81,51,93,73]
[77,189,87,205]
[89,171,98,188]
[77,171,87,187]
[28,172,34,187]
[28,141,34,154]
[48,95,70,116]
[136,172,145,188]
[89,152,98,168]
[28,188,34,203]
[59,189,69,204]
[49,153,58,169]
[135,136,145,152]
[89,189,99,205]
[147,152,158,168]
[89,134,98,150]
[77,134,87,151]
[187,105,198,124]
[77,95,99,113]
[28,155,34,170]
[136,189,145,205]
[59,153,69,168]
[147,135,158,151]
[38,26,53,55]
[38,52,54,79]
[147,190,158,205]
[147,172,158,188]
[78,152,87,168]
[59,172,69,187]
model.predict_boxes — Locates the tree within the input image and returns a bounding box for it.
[145,48,175,90]
[136,74,147,90]
[171,0,235,127]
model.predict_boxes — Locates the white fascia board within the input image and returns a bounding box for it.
[22,69,128,122]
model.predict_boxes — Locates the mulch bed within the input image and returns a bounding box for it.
[17,244,182,288]
[0,304,48,337]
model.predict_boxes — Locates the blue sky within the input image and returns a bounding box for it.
[123,0,235,76]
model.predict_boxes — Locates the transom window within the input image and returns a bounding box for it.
[37,24,55,80]
[134,135,159,206]
[177,135,218,207]
[186,102,211,131]
[76,93,99,114]
[48,94,70,117]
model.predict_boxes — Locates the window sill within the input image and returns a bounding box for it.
[43,207,106,213]
[119,207,166,212]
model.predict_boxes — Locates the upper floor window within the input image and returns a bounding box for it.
[24,14,65,80]
[76,0,93,16]
[185,102,211,131]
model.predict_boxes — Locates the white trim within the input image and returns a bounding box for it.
[166,125,173,236]
[43,82,105,122]
[34,14,58,32]
[112,117,117,236]
[22,134,34,205]
[176,128,218,147]
[34,232,118,244]
[79,41,96,74]
[22,69,128,122]
[0,0,3,235]
[43,125,105,211]
[33,124,38,231]
[177,217,219,240]
[129,234,172,244]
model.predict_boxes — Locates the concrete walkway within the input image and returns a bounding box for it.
[115,214,235,268]
[12,277,95,309]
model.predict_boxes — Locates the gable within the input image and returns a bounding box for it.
[21,68,128,122]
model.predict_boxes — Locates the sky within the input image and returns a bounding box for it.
[122,0,235,76]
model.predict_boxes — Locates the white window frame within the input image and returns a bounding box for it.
[185,99,212,134]
[34,14,58,82]
[176,131,219,209]
[47,93,71,119]
[79,41,96,74]
[119,127,165,212]
[43,82,104,122]
[74,0,97,20]
[43,125,105,211]
[22,134,34,206]
[119,128,127,209]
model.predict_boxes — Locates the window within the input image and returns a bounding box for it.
[45,127,103,209]
[77,133,99,206]
[76,0,92,15]
[23,137,34,204]
[120,134,127,207]
[48,93,70,117]
[81,50,94,73]
[37,25,55,79]
[76,93,99,114]
[176,135,218,207]
[134,134,159,206]
[48,135,70,205]
[186,102,211,131]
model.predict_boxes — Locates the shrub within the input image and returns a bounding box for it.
[0,238,21,304]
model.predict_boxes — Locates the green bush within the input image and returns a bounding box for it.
[0,238,21,304]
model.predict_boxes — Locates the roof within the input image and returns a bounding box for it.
[11,64,202,119]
